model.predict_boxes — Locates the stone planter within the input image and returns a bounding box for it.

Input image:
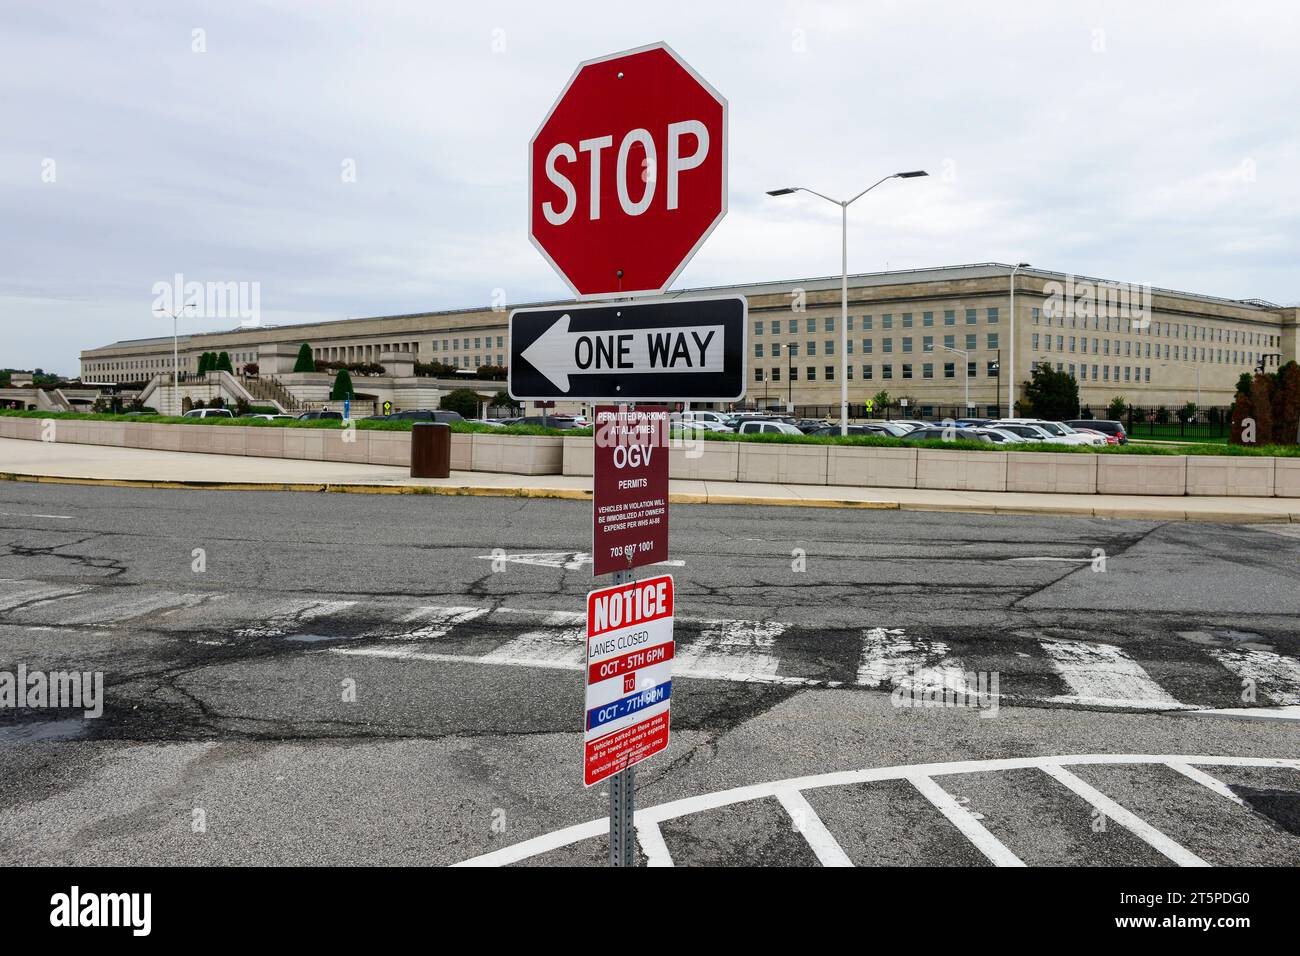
[826,445,917,488]
[1185,455,1275,497]
[470,433,563,475]
[916,448,1008,491]
[563,435,594,477]
[668,441,738,481]
[736,442,828,485]
[1005,452,1098,494]
[1096,455,1187,496]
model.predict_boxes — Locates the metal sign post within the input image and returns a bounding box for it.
[608,565,636,868]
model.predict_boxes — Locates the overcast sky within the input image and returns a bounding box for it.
[3,0,1297,373]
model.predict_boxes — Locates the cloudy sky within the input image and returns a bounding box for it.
[3,0,1297,373]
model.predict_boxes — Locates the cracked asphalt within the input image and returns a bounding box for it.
[0,481,1297,866]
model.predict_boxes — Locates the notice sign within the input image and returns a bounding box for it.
[584,574,674,787]
[592,405,669,576]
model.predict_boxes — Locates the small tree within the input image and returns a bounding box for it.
[439,388,481,419]
[293,343,316,373]
[870,390,892,414]
[329,368,354,401]
[197,353,210,374]
[215,352,233,373]
[1178,402,1197,424]
[1107,396,1127,420]
[1235,372,1254,398]
[1273,361,1300,445]
[1021,364,1079,421]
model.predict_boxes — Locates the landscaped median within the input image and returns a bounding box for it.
[3,409,1298,497]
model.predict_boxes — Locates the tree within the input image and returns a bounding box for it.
[215,352,233,373]
[870,390,892,413]
[197,353,210,374]
[1273,361,1300,445]
[1021,363,1079,421]
[293,343,316,373]
[0,369,11,388]
[329,368,354,401]
[1178,402,1197,424]
[439,387,481,419]
[1107,396,1127,420]
[1235,372,1254,398]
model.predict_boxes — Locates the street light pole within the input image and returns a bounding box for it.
[767,170,928,436]
[155,302,195,415]
[1008,262,1030,417]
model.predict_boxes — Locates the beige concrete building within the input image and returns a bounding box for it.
[81,263,1297,417]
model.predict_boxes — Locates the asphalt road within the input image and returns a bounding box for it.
[0,481,1297,866]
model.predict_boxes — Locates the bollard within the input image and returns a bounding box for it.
[410,422,451,478]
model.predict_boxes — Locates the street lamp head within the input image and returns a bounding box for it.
[894,170,928,179]
[1017,261,1031,268]
[766,187,798,197]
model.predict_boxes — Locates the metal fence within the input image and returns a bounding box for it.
[1119,405,1234,441]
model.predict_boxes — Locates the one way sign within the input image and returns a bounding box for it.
[508,296,747,401]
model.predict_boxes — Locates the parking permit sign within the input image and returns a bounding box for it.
[583,573,674,787]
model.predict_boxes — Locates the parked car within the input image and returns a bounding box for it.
[995,418,1102,446]
[899,426,994,443]
[791,418,831,434]
[183,408,234,419]
[860,421,913,438]
[971,426,1029,444]
[670,412,733,433]
[808,423,898,437]
[737,420,804,436]
[241,413,296,422]
[1072,426,1117,445]
[890,419,931,432]
[297,410,343,420]
[514,415,581,428]
[989,422,1053,442]
[466,418,507,427]
[386,409,464,424]
[1065,419,1128,444]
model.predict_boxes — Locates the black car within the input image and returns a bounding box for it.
[808,424,895,437]
[386,409,463,423]
[297,410,343,420]
[899,426,993,443]
[515,415,580,428]
[1065,419,1127,444]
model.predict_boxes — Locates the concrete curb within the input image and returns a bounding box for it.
[1,471,1296,521]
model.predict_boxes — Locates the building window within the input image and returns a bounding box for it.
[771,367,781,382]
[987,333,999,350]
[923,363,934,379]
[863,339,873,354]
[882,338,893,353]
[923,311,934,327]
[825,365,835,381]
[862,365,873,380]
[882,314,893,330]
[965,308,977,325]
[754,367,764,382]
[790,366,798,381]
[902,313,913,328]
[944,362,955,379]
[902,337,913,353]
[987,361,999,377]
[944,335,955,351]
[944,310,956,326]
[806,366,817,381]
[881,364,893,380]
[807,341,816,356]
[825,340,835,356]
[772,342,781,357]
[755,344,764,358]
[806,317,816,332]
[824,317,834,332]
[862,315,873,331]
[967,361,977,378]
[987,307,999,323]
[902,363,913,379]
[754,322,763,335]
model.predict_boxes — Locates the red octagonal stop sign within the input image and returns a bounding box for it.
[529,42,727,299]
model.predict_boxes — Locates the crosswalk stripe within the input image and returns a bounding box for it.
[481,614,586,668]
[636,820,674,867]
[234,599,357,637]
[55,591,210,626]
[1041,639,1190,710]
[379,605,490,640]
[856,628,969,696]
[1039,763,1209,866]
[673,620,812,685]
[774,787,854,867]
[905,773,1025,867]
[1208,647,1300,706]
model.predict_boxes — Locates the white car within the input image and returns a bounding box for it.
[972,426,1029,444]
[737,420,803,436]
[672,411,733,433]
[995,419,1103,446]
[183,408,234,419]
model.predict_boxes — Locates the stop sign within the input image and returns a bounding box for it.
[529,42,727,299]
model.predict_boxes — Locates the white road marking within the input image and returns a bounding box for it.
[1184,705,1300,721]
[1003,556,1094,563]
[856,627,970,698]
[1164,762,1245,807]
[774,787,854,867]
[55,590,210,626]
[235,599,358,637]
[0,512,73,519]
[481,611,586,668]
[906,774,1025,867]
[379,605,490,640]
[673,619,810,685]
[1039,763,1209,866]
[1208,647,1300,706]
[1041,639,1191,710]
[476,551,684,570]
[456,754,1300,867]
[636,820,674,867]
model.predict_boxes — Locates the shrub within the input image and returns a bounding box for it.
[215,352,233,373]
[440,387,482,419]
[293,343,316,373]
[329,368,354,401]
[1107,396,1127,420]
[1021,363,1079,420]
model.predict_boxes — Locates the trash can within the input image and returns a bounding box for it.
[410,422,451,478]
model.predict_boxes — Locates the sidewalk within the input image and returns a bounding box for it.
[2,437,1297,522]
